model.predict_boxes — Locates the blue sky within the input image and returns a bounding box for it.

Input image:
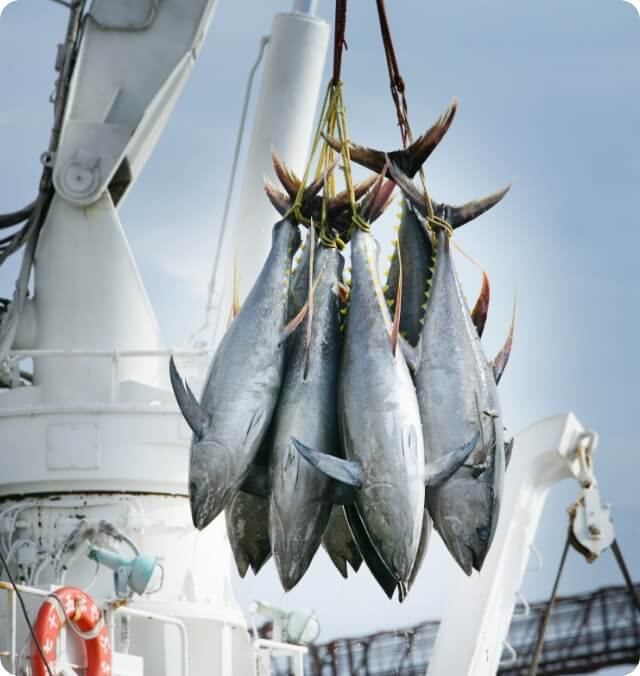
[1,0,639,664]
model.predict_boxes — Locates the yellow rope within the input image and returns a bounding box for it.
[284,80,363,240]
[285,83,332,224]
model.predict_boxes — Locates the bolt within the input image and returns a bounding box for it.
[588,525,601,537]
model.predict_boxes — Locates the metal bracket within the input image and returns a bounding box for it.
[512,591,530,617]
[567,431,615,562]
[526,543,543,573]
[499,640,517,668]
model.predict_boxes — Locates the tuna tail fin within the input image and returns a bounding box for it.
[505,437,515,470]
[387,162,511,229]
[424,432,480,488]
[433,184,512,227]
[264,179,290,216]
[493,296,516,385]
[471,272,490,338]
[169,356,207,438]
[359,168,396,224]
[322,99,457,177]
[268,154,375,222]
[325,174,379,216]
[271,149,329,202]
[292,437,364,488]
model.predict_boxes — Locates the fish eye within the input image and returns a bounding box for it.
[476,526,489,541]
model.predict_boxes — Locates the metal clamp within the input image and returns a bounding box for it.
[499,639,517,668]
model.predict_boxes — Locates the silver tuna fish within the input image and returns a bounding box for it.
[293,176,478,600]
[388,163,511,575]
[268,233,345,590]
[169,190,317,529]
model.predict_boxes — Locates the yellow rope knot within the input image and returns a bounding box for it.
[428,215,453,238]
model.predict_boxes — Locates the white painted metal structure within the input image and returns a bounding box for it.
[213,10,329,340]
[0,1,328,674]
[427,413,606,676]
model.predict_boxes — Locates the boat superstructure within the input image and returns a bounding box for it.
[0,1,328,673]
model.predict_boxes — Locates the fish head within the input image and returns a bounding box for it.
[270,498,330,591]
[189,438,234,530]
[360,480,423,585]
[434,457,502,575]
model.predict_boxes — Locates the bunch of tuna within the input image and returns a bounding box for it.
[170,101,515,600]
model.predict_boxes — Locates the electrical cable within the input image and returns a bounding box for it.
[611,539,640,614]
[190,33,271,346]
[0,201,36,229]
[527,526,572,676]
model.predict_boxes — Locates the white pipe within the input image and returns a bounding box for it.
[213,11,329,342]
[114,607,189,676]
[292,0,319,14]
[8,590,16,674]
[427,413,587,676]
[7,347,212,364]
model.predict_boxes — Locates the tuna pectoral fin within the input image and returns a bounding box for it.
[292,437,364,488]
[493,297,516,385]
[279,264,324,346]
[424,432,480,488]
[169,356,207,438]
[239,465,270,499]
[344,504,398,599]
[505,437,514,470]
[471,272,490,338]
[279,303,309,345]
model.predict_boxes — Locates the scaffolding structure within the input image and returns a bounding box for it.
[283,583,640,676]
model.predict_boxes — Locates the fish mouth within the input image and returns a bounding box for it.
[397,580,409,603]
[276,561,306,592]
[470,544,489,573]
[452,544,473,577]
[190,490,215,530]
[469,545,481,572]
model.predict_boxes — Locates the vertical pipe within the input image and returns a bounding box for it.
[9,589,16,674]
[213,11,329,342]
[292,0,319,14]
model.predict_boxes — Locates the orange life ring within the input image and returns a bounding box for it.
[30,586,112,676]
